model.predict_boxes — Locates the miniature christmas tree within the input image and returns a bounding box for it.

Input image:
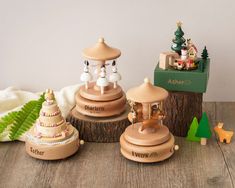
[186,117,200,142]
[171,21,186,55]
[195,112,212,145]
[201,46,208,60]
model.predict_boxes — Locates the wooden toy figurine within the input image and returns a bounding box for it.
[120,78,179,163]
[25,89,82,160]
[195,112,212,145]
[67,38,129,142]
[214,122,234,144]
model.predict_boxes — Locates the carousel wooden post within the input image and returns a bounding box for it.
[67,38,129,142]
[120,78,179,163]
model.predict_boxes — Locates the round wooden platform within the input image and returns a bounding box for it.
[66,106,130,142]
[75,92,126,117]
[120,133,175,163]
[25,129,80,160]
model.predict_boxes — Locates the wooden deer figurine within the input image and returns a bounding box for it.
[214,122,234,144]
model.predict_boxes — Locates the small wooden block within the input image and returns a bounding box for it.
[67,106,130,142]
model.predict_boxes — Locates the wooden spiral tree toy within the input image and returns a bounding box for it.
[25,89,82,160]
[120,78,179,163]
[67,38,129,142]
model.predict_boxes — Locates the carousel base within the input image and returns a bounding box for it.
[25,129,80,160]
[67,106,130,142]
[75,83,126,117]
[120,123,176,163]
[120,133,175,163]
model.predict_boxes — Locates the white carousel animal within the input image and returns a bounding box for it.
[181,48,188,61]
[109,61,121,89]
[96,66,109,95]
[80,61,93,90]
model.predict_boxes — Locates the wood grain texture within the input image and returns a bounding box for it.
[163,91,202,137]
[66,107,130,142]
[214,103,235,188]
[0,102,234,188]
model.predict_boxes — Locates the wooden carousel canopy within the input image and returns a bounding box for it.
[126,78,168,103]
[82,38,121,61]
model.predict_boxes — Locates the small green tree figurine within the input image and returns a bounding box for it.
[171,21,186,55]
[186,117,200,142]
[195,112,212,145]
[201,46,208,60]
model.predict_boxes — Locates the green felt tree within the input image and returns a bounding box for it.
[186,117,200,142]
[171,21,186,55]
[195,112,212,142]
[201,46,208,60]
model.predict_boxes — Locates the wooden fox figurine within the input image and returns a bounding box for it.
[214,122,234,144]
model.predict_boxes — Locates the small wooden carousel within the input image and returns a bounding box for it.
[67,38,129,142]
[120,78,179,163]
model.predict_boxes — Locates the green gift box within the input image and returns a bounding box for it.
[154,59,210,93]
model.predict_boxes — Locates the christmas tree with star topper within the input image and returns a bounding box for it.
[171,21,186,55]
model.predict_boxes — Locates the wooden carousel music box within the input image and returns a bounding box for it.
[67,38,129,142]
[25,89,82,160]
[120,78,179,163]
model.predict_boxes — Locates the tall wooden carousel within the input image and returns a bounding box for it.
[67,38,129,142]
[120,78,179,163]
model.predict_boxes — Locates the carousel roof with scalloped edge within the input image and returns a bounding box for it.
[82,38,121,61]
[126,78,168,103]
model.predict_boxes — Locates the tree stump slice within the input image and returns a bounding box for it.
[163,91,202,137]
[66,106,130,142]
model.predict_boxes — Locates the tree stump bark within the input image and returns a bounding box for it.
[66,106,130,142]
[163,91,202,137]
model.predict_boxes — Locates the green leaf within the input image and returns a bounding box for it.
[9,94,45,141]
[0,111,18,135]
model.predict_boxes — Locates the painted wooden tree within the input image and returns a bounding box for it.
[171,21,186,55]
[201,46,209,60]
[195,112,212,145]
[186,117,200,142]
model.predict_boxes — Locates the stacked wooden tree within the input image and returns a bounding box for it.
[120,78,179,163]
[25,89,80,160]
[154,22,210,136]
[67,38,129,142]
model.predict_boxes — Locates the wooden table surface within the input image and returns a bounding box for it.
[0,102,234,188]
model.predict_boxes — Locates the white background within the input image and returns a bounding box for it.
[0,0,235,101]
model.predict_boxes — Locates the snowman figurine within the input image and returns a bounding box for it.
[96,65,109,94]
[80,61,93,90]
[109,60,121,89]
[181,47,188,61]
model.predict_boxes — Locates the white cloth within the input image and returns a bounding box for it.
[0,84,81,142]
